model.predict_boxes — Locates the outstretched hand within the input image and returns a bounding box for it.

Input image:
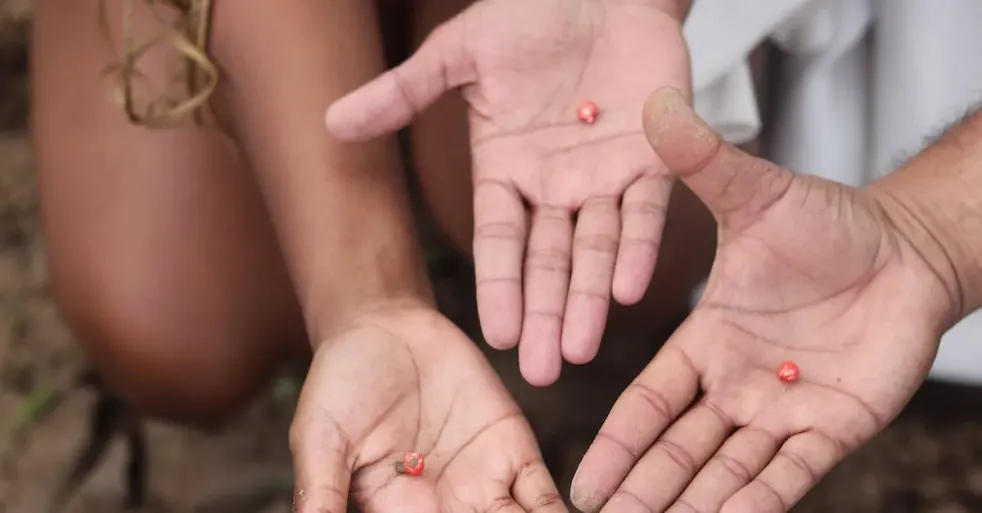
[326,0,691,385]
[290,305,565,513]
[570,88,955,513]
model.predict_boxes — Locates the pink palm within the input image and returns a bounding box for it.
[326,0,691,385]
[570,88,955,513]
[290,308,565,512]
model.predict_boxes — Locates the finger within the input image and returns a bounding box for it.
[289,413,351,513]
[611,175,672,305]
[602,401,734,513]
[512,460,567,512]
[561,196,620,364]
[571,345,699,512]
[519,205,573,386]
[721,431,842,513]
[474,178,528,349]
[325,20,473,141]
[642,87,793,230]
[669,426,781,513]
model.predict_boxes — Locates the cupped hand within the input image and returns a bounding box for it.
[289,304,567,513]
[325,0,691,385]
[569,88,958,513]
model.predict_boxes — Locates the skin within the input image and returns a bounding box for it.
[569,87,982,513]
[31,0,708,509]
[330,0,702,385]
[35,0,567,509]
[31,0,308,424]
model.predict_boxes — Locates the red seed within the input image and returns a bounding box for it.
[577,100,600,124]
[398,452,424,476]
[777,361,800,382]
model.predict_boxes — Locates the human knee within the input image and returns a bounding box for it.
[51,273,281,428]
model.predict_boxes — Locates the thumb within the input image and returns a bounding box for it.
[325,21,473,141]
[642,87,793,229]
[289,410,352,513]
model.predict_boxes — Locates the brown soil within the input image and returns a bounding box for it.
[3,3,982,513]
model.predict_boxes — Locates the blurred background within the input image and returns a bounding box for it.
[4,1,982,512]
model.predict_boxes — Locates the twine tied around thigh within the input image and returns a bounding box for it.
[99,0,218,128]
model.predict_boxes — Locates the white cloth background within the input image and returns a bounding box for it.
[684,0,982,383]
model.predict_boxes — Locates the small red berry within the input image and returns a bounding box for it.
[396,452,425,476]
[777,361,800,383]
[577,100,600,124]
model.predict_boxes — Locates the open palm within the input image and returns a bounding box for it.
[326,0,691,385]
[570,88,956,513]
[290,307,565,512]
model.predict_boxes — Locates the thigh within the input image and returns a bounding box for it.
[31,0,305,425]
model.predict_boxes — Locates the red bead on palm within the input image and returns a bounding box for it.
[395,452,425,476]
[777,361,800,383]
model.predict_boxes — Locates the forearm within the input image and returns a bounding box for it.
[869,107,982,324]
[210,0,432,343]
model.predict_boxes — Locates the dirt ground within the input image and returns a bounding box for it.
[6,4,982,513]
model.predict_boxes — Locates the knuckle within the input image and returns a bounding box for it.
[626,382,676,424]
[581,196,620,214]
[525,248,571,274]
[596,429,642,459]
[776,449,819,484]
[713,452,753,483]
[475,221,526,242]
[573,232,618,254]
[651,438,698,474]
[621,199,666,218]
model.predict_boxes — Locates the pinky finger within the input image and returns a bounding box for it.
[721,431,843,513]
[611,174,672,305]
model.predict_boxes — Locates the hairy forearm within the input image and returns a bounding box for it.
[210,0,432,343]
[869,107,982,325]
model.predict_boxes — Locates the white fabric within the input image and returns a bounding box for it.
[685,0,815,144]
[683,0,982,384]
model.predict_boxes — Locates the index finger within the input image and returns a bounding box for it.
[571,343,700,512]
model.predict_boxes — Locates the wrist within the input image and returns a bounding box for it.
[309,295,437,351]
[867,185,969,328]
[302,250,436,349]
[866,149,982,327]
[866,107,982,327]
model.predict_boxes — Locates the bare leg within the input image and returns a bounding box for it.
[31,0,373,426]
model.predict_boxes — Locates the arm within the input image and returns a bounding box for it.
[209,0,433,345]
[870,107,982,326]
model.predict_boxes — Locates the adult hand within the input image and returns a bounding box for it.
[569,88,957,513]
[289,304,566,513]
[326,0,691,385]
